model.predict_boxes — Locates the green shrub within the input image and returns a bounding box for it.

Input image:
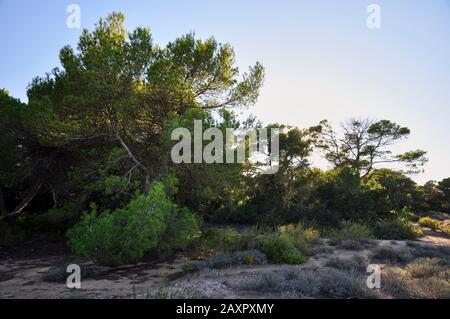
[418,217,441,231]
[278,223,319,255]
[234,229,259,251]
[304,227,321,243]
[0,225,25,248]
[374,218,423,240]
[158,207,199,254]
[0,215,27,248]
[35,201,81,231]
[67,182,198,266]
[199,227,240,251]
[259,235,304,264]
[329,221,373,245]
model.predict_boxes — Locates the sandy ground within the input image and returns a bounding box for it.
[0,230,448,299]
[0,236,190,299]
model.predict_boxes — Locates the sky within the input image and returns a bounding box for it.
[0,0,449,184]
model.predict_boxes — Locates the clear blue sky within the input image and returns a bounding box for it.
[1,0,449,184]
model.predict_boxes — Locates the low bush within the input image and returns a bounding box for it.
[259,234,305,264]
[382,257,450,299]
[67,182,199,266]
[0,216,27,248]
[238,267,374,299]
[304,227,321,244]
[191,250,267,270]
[234,229,259,251]
[371,245,414,264]
[329,221,373,246]
[199,227,240,252]
[405,258,448,279]
[418,217,441,231]
[408,244,450,260]
[325,256,367,272]
[238,272,285,292]
[278,223,319,256]
[374,218,423,240]
[158,207,200,254]
[337,240,365,250]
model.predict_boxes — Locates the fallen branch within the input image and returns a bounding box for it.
[8,181,43,218]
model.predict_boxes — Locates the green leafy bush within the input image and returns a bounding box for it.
[35,201,81,231]
[278,223,320,255]
[158,207,199,254]
[67,182,198,266]
[0,216,28,248]
[259,235,304,264]
[374,218,423,240]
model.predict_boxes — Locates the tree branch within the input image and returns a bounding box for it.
[116,133,151,193]
[8,181,43,218]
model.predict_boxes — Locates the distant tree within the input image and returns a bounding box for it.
[318,118,427,178]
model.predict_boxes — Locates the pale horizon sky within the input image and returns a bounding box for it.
[1,0,449,184]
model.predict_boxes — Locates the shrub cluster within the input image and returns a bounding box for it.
[194,223,320,265]
[238,268,374,299]
[374,218,423,240]
[329,221,373,247]
[381,256,450,298]
[259,234,305,264]
[67,182,199,266]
